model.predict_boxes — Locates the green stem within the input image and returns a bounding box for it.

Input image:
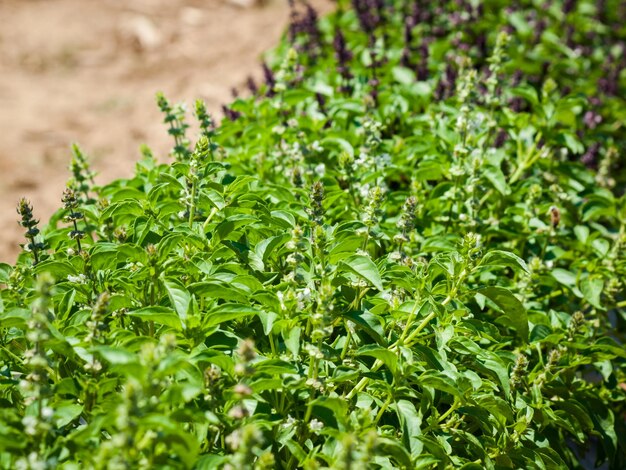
[346,291,457,400]
[375,396,393,424]
[72,219,83,253]
[340,323,352,360]
[399,300,421,344]
[188,179,197,228]
[438,398,460,423]
[202,207,219,232]
[269,332,277,357]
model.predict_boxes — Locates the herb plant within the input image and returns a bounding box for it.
[1,0,625,468]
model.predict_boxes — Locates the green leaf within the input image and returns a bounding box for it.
[53,403,83,428]
[376,437,413,468]
[419,370,463,398]
[581,277,603,309]
[163,278,191,329]
[94,346,138,365]
[310,396,349,421]
[321,136,354,158]
[343,310,385,345]
[477,287,528,343]
[33,260,77,279]
[257,310,278,335]
[483,165,511,195]
[254,359,297,375]
[214,215,258,242]
[0,308,30,328]
[190,350,235,376]
[480,250,529,274]
[341,255,384,291]
[356,344,397,374]
[196,455,229,470]
[0,263,12,284]
[510,85,538,107]
[392,66,416,85]
[395,399,423,457]
[127,306,182,330]
[203,304,259,329]
[283,326,301,357]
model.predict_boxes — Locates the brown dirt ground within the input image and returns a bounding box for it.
[0,0,331,264]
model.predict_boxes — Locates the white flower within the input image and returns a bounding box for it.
[355,152,369,167]
[311,141,323,152]
[358,183,371,199]
[375,153,392,167]
[297,287,311,303]
[67,274,88,284]
[272,125,286,135]
[225,429,242,450]
[22,416,38,435]
[309,419,324,432]
[314,163,326,177]
[282,415,297,428]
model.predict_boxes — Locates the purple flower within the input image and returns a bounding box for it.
[352,0,380,35]
[288,1,322,58]
[476,33,488,60]
[262,62,276,97]
[416,41,429,81]
[598,64,621,96]
[583,110,602,129]
[222,105,241,122]
[434,62,457,101]
[581,142,601,168]
[494,129,508,148]
[246,76,258,95]
[563,0,576,14]
[334,29,354,93]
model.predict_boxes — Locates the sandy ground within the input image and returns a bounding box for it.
[0,0,331,264]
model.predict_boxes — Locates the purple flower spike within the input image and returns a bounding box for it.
[581,142,601,168]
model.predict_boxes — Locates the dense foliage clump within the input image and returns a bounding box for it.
[1,0,626,468]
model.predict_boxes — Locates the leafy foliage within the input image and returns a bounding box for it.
[2,0,626,468]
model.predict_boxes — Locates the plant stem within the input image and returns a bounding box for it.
[188,179,197,228]
[346,292,456,400]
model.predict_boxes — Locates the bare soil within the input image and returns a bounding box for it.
[0,0,331,263]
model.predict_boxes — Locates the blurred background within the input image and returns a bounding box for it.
[0,0,330,263]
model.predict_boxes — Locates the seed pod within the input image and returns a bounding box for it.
[549,206,560,229]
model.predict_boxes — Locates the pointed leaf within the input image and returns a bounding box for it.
[480,250,529,274]
[356,344,397,374]
[163,278,190,329]
[341,255,384,291]
[128,306,182,330]
[477,287,528,343]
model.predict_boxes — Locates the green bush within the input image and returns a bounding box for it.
[1,0,625,468]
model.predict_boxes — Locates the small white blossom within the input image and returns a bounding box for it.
[314,163,326,177]
[67,274,88,284]
[22,416,38,436]
[272,125,286,135]
[358,183,371,199]
[309,419,324,432]
[282,415,297,428]
[225,430,242,450]
[297,287,312,303]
